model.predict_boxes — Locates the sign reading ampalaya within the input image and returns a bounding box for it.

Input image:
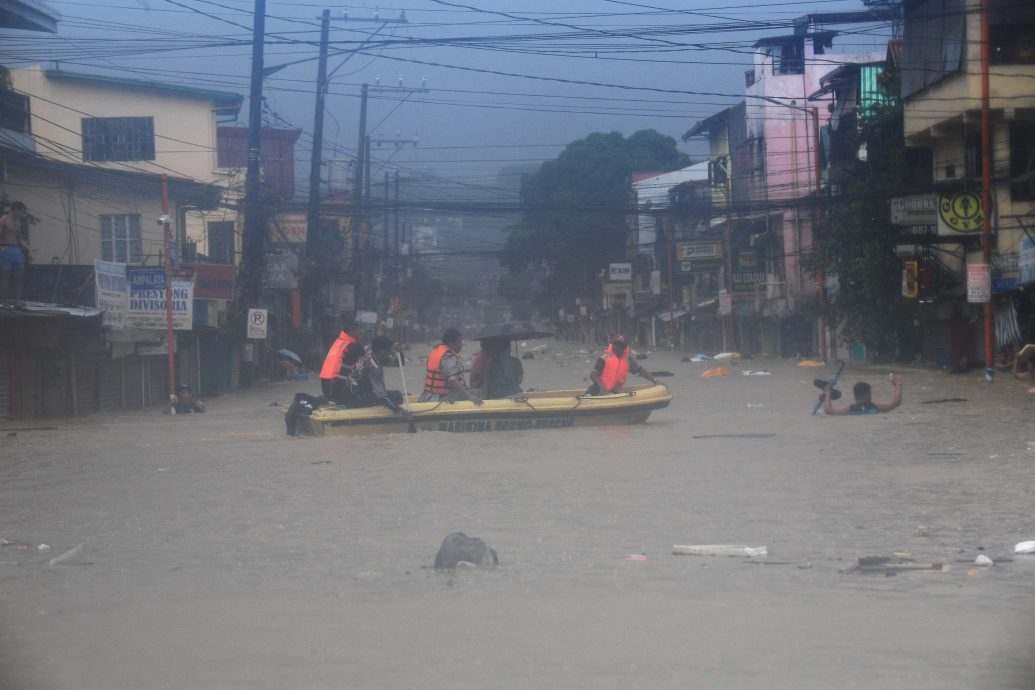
[125,268,194,331]
[94,260,128,329]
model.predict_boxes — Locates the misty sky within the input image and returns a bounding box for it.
[2,0,892,201]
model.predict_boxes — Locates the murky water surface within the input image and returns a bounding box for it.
[2,343,1034,688]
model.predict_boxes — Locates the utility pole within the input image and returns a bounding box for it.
[305,9,330,261]
[161,175,176,396]
[393,170,400,258]
[352,83,368,309]
[811,106,827,360]
[980,0,994,382]
[240,0,267,312]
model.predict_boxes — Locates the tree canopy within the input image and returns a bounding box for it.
[500,129,688,311]
[807,99,920,360]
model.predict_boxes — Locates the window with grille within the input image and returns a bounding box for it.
[82,117,155,162]
[207,221,235,264]
[100,215,143,264]
[0,91,30,134]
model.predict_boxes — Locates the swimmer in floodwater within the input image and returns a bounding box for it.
[824,374,902,415]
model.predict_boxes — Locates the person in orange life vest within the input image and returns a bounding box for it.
[320,318,359,398]
[419,328,483,404]
[588,335,656,395]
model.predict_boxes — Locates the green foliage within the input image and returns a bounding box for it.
[807,102,917,360]
[501,130,688,310]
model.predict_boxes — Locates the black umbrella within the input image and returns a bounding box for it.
[475,321,554,341]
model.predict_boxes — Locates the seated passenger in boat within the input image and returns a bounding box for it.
[473,337,523,399]
[338,336,404,412]
[331,341,366,405]
[419,328,483,405]
[587,335,656,395]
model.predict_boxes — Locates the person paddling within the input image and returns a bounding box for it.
[587,334,656,395]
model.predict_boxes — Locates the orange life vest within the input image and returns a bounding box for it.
[320,330,356,379]
[598,351,630,392]
[424,343,455,395]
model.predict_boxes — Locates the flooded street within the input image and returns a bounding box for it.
[2,343,1035,689]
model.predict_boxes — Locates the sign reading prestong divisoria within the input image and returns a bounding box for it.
[125,268,194,331]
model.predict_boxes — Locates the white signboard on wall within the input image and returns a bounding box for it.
[94,260,128,329]
[967,263,991,304]
[125,269,193,330]
[609,262,632,281]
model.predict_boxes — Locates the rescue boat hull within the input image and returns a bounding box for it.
[293,384,672,436]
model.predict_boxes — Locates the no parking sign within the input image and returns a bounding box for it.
[247,308,268,339]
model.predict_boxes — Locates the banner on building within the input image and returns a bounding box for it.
[992,251,1018,294]
[967,263,991,304]
[125,268,194,330]
[1020,236,1035,286]
[731,247,767,292]
[609,262,632,281]
[94,260,128,329]
[270,211,308,244]
[189,264,236,300]
[265,249,299,290]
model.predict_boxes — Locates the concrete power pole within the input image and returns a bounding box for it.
[240,0,267,311]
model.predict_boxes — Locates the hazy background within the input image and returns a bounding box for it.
[1,0,894,210]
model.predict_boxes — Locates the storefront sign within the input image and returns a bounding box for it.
[609,262,632,281]
[731,247,767,292]
[992,251,1018,294]
[1020,236,1035,286]
[677,242,722,261]
[125,268,193,330]
[967,263,991,303]
[938,191,985,235]
[189,264,236,300]
[902,260,919,299]
[94,260,128,329]
[247,308,268,340]
[264,250,299,290]
[890,194,937,225]
[270,211,308,244]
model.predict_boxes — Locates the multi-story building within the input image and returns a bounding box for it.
[686,21,884,356]
[900,0,1035,367]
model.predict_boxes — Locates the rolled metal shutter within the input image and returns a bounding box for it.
[98,359,122,411]
[123,356,144,409]
[74,355,99,416]
[149,356,167,407]
[0,348,10,421]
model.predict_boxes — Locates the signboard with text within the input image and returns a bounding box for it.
[188,264,236,300]
[967,263,991,303]
[94,260,128,329]
[1021,236,1035,286]
[125,269,193,331]
[938,191,986,236]
[270,211,308,244]
[731,247,767,292]
[609,262,632,281]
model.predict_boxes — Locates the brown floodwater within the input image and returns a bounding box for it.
[2,342,1034,689]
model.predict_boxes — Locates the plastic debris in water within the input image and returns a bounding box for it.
[48,544,85,566]
[974,554,994,566]
[624,554,648,561]
[672,545,768,557]
[1014,541,1035,554]
[37,544,50,553]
